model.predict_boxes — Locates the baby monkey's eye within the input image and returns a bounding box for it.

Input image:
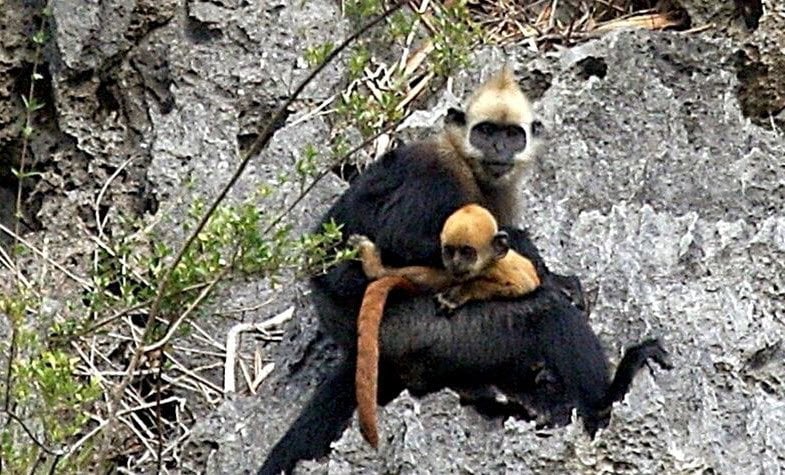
[460,246,477,261]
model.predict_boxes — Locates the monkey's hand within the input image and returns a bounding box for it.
[347,234,384,279]
[347,234,373,251]
[435,286,469,313]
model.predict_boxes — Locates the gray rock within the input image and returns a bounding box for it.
[45,0,349,242]
[2,0,351,471]
[194,29,785,474]
[7,0,785,471]
[0,1,39,146]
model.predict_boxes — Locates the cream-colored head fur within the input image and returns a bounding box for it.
[465,66,534,127]
[443,66,542,186]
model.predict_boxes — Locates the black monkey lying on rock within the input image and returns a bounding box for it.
[258,67,671,475]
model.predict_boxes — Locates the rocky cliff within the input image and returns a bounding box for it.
[2,0,784,473]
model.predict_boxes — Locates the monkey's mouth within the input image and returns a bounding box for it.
[484,160,514,178]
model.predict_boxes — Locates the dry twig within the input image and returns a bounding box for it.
[0,223,93,290]
[224,306,295,393]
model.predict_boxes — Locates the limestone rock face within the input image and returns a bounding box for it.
[4,0,784,472]
[193,30,785,474]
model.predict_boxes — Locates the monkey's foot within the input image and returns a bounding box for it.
[634,338,674,373]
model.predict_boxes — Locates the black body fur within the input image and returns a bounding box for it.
[258,142,669,475]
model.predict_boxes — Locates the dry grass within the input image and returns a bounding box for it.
[466,0,693,48]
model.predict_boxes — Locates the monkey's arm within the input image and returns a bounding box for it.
[312,145,472,305]
[437,253,541,309]
[436,276,529,309]
[350,234,454,289]
[370,147,474,267]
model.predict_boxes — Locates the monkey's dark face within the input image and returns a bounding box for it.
[441,231,509,280]
[446,107,544,184]
[469,121,528,178]
[441,244,479,280]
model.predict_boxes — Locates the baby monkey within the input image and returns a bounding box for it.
[350,204,541,447]
[350,204,541,310]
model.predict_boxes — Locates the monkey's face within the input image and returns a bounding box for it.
[441,231,510,280]
[469,121,530,178]
[441,243,481,280]
[446,108,544,185]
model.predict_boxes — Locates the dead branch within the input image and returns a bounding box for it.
[223,306,295,393]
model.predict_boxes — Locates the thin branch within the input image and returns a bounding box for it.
[2,327,17,423]
[94,156,136,239]
[13,24,45,259]
[61,420,106,461]
[141,269,228,354]
[155,366,164,473]
[115,396,184,417]
[47,453,63,475]
[147,0,408,327]
[73,281,209,338]
[2,409,64,457]
[224,306,294,393]
[251,362,275,393]
[261,113,412,236]
[0,222,93,290]
[0,245,25,284]
[165,353,225,396]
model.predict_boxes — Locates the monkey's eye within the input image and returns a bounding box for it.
[459,246,477,261]
[442,245,456,260]
[505,126,527,150]
[531,120,544,137]
[506,126,525,139]
[473,122,497,136]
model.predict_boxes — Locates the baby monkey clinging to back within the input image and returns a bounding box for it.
[350,204,541,448]
[351,203,541,310]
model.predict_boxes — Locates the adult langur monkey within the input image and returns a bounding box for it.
[257,67,669,474]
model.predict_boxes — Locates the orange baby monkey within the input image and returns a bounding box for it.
[351,203,540,309]
[350,204,541,447]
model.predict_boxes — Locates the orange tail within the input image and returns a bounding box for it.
[356,275,417,448]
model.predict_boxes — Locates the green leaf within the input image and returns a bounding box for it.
[32,30,48,45]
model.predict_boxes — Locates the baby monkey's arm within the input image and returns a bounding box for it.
[437,253,540,309]
[349,235,454,290]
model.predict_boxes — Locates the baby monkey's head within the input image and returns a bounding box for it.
[440,204,510,280]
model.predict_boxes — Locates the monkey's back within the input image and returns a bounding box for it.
[311,139,485,345]
[488,251,541,293]
[377,284,611,420]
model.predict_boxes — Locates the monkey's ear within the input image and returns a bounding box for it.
[531,120,545,138]
[491,231,510,260]
[446,107,467,126]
